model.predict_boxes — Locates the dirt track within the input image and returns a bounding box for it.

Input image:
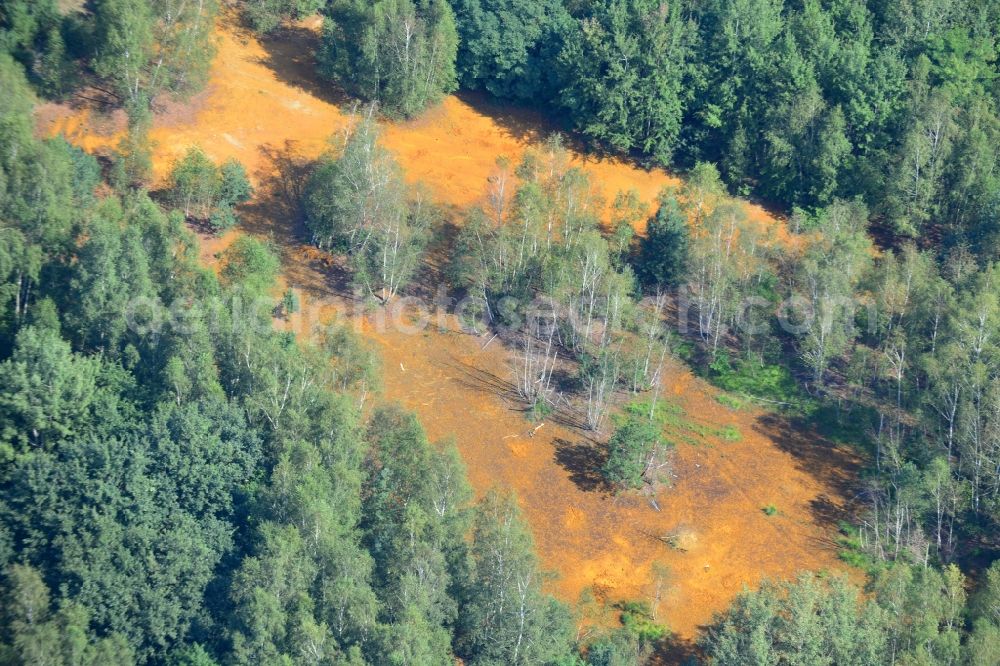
[37,13,863,650]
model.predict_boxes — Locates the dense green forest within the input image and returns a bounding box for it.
[2,0,1000,663]
[445,0,1000,256]
[297,0,1000,255]
[0,44,589,666]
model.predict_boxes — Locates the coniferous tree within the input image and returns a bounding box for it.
[449,0,571,101]
[558,0,691,164]
[636,190,689,291]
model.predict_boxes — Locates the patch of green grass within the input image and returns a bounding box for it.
[624,399,687,430]
[835,521,884,573]
[715,393,745,410]
[838,549,871,569]
[762,504,778,516]
[704,353,813,413]
[623,399,713,445]
[624,399,684,420]
[617,600,668,643]
[717,425,742,442]
[673,340,695,362]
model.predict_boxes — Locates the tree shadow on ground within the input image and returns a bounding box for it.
[453,90,665,175]
[253,23,354,109]
[444,355,592,432]
[445,356,522,404]
[553,438,609,493]
[240,140,311,236]
[652,633,701,666]
[546,400,592,432]
[753,413,865,531]
[452,89,549,145]
[406,213,462,303]
[237,140,356,300]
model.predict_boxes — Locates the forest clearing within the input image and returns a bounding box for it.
[37,12,862,644]
[5,0,999,664]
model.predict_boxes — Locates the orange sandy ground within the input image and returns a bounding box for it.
[37,14,863,654]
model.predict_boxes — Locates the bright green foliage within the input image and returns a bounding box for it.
[0,326,99,451]
[870,563,967,664]
[792,199,872,385]
[702,573,887,665]
[0,57,83,249]
[319,0,458,118]
[704,564,993,665]
[168,148,253,232]
[91,0,153,106]
[602,415,666,490]
[304,113,429,301]
[361,405,470,664]
[111,105,155,190]
[458,488,575,664]
[228,521,371,664]
[320,323,381,401]
[451,136,613,326]
[0,56,90,348]
[971,560,1000,628]
[66,201,156,353]
[966,618,1000,666]
[685,197,774,353]
[219,235,280,295]
[169,147,218,218]
[91,0,218,108]
[3,0,219,122]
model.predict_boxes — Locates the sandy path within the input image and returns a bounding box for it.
[37,13,863,650]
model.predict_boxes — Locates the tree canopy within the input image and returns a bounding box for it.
[319,0,459,118]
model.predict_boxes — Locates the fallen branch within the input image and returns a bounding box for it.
[740,392,796,407]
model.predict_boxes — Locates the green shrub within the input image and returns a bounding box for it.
[218,158,253,208]
[603,416,669,490]
[168,148,253,233]
[718,425,742,442]
[281,288,300,316]
[219,235,280,295]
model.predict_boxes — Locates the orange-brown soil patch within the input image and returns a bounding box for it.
[364,312,863,644]
[39,12,863,650]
